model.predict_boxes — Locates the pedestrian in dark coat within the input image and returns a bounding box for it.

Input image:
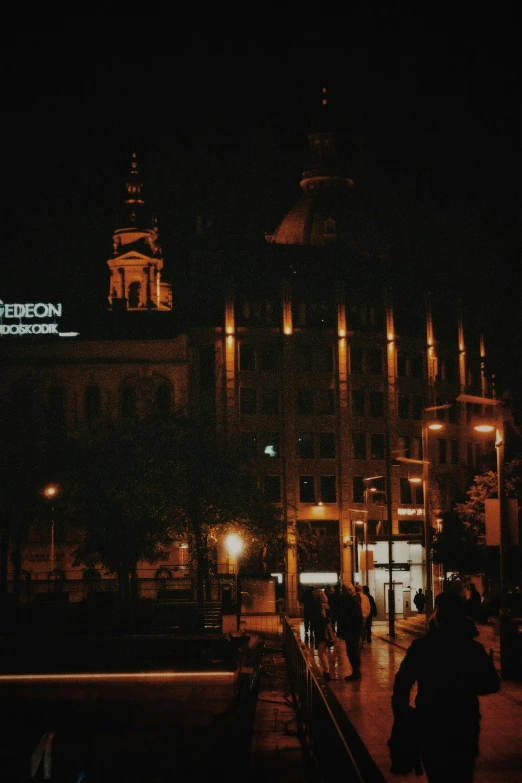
[336,582,363,681]
[413,588,426,613]
[327,583,341,634]
[391,591,499,782]
[309,588,334,681]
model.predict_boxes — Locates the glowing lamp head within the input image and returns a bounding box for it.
[44,485,57,499]
[408,475,422,484]
[474,424,495,433]
[428,422,443,431]
[225,533,243,557]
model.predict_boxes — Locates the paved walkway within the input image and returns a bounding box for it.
[290,616,522,783]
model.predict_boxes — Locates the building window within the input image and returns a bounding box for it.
[410,355,423,378]
[264,476,281,502]
[449,439,459,464]
[319,433,335,459]
[350,346,363,374]
[351,389,365,416]
[369,391,384,417]
[240,432,258,459]
[438,438,447,464]
[299,476,315,503]
[398,394,409,419]
[240,387,257,414]
[412,395,423,420]
[400,477,412,504]
[298,433,314,459]
[352,476,364,503]
[370,434,385,460]
[128,281,141,308]
[261,388,279,415]
[412,436,423,460]
[120,385,137,418]
[320,476,336,503]
[353,433,366,460]
[316,389,335,415]
[367,349,383,375]
[259,347,281,372]
[397,353,407,377]
[262,434,280,458]
[84,384,101,421]
[154,384,171,417]
[239,344,256,371]
[397,435,411,458]
[239,474,258,495]
[297,389,314,415]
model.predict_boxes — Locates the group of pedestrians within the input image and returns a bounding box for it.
[304,581,500,783]
[302,581,377,682]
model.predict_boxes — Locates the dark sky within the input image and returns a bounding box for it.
[1,13,520,399]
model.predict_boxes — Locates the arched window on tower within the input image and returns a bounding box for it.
[128,281,141,309]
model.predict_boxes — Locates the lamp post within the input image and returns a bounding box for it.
[457,393,510,678]
[362,476,384,588]
[397,404,451,623]
[225,533,243,632]
[43,484,58,575]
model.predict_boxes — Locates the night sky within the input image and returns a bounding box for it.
[1,14,520,406]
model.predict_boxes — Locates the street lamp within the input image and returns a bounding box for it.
[397,403,451,623]
[43,484,59,575]
[225,533,243,631]
[457,393,511,678]
[363,476,384,587]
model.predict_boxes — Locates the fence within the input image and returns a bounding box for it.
[282,615,386,783]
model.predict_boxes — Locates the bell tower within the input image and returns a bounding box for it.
[107,152,172,312]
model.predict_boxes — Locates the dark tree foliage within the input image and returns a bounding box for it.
[62,416,284,601]
[432,459,521,581]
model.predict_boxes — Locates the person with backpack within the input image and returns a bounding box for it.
[309,588,334,681]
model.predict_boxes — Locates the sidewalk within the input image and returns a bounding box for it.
[290,617,522,783]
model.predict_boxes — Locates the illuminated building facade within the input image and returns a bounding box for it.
[0,99,510,617]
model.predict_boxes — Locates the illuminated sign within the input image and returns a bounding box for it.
[0,300,78,338]
[398,507,424,517]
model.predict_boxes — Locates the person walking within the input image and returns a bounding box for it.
[413,588,426,614]
[302,585,315,641]
[355,583,371,645]
[390,590,499,782]
[327,583,340,634]
[309,588,334,681]
[337,582,363,681]
[362,585,377,643]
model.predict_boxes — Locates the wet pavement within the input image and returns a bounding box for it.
[288,615,522,783]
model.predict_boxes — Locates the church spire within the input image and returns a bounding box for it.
[107,150,172,312]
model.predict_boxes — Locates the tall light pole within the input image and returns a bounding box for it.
[397,403,451,623]
[457,393,511,678]
[225,533,243,632]
[362,476,383,588]
[43,485,58,575]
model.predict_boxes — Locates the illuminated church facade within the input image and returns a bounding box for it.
[0,99,511,618]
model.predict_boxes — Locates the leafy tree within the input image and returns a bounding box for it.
[432,459,521,580]
[63,416,284,602]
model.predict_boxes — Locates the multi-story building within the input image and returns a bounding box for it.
[0,99,512,618]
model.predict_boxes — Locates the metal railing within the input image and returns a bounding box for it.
[282,616,386,783]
